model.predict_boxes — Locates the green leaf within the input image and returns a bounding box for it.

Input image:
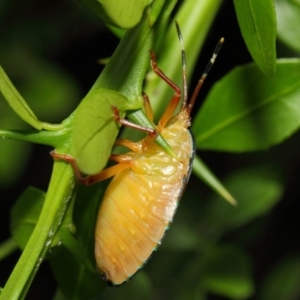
[80,0,151,29]
[49,182,106,299]
[72,1,178,174]
[0,66,42,130]
[275,0,300,52]
[233,0,277,76]
[10,187,45,250]
[20,62,80,124]
[258,254,300,300]
[193,59,300,152]
[201,166,283,235]
[0,238,18,261]
[199,245,254,299]
[193,156,236,205]
[100,271,152,300]
[0,103,32,186]
[70,88,135,175]
[49,246,105,300]
[73,183,107,265]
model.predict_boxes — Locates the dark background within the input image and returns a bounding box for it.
[0,0,299,299]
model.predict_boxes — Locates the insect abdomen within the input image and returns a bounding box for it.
[95,125,192,285]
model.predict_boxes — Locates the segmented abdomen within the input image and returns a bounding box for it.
[95,123,193,285]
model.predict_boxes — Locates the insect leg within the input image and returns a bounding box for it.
[111,105,157,137]
[50,150,131,186]
[149,50,181,130]
[114,138,142,152]
[142,92,153,122]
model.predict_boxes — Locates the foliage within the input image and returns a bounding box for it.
[0,0,300,299]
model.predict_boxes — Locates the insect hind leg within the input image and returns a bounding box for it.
[50,151,131,186]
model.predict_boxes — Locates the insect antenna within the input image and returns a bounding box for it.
[187,37,224,115]
[175,21,188,110]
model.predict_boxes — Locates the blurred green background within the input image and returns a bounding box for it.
[0,0,299,299]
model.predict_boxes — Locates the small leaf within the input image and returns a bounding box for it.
[49,183,107,298]
[258,254,300,300]
[10,186,45,249]
[193,156,236,205]
[199,245,254,299]
[71,88,133,175]
[0,66,42,130]
[21,63,80,123]
[49,246,105,300]
[275,0,300,52]
[0,238,18,261]
[81,0,151,29]
[233,0,277,76]
[0,105,32,187]
[193,59,300,152]
[202,166,283,234]
[100,271,152,300]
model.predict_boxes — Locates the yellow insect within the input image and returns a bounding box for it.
[51,24,223,286]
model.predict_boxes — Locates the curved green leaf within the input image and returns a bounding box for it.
[193,156,236,205]
[10,187,45,250]
[193,59,300,152]
[71,88,134,175]
[276,0,300,52]
[202,166,283,235]
[233,0,277,76]
[81,0,151,29]
[0,66,42,130]
[0,238,18,261]
[71,1,178,174]
[49,246,105,300]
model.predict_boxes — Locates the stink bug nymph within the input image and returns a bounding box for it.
[51,24,224,286]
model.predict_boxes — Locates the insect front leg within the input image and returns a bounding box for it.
[111,105,158,138]
[50,151,131,186]
[149,50,182,130]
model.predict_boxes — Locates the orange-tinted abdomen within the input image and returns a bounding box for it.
[95,114,194,285]
[50,25,223,287]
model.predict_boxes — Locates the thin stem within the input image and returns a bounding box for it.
[41,122,64,131]
[0,161,75,300]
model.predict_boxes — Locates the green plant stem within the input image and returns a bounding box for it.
[0,161,75,300]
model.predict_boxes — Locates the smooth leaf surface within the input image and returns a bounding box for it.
[10,187,45,250]
[193,156,236,205]
[193,59,300,152]
[233,0,277,76]
[20,62,80,124]
[81,0,151,29]
[0,103,32,186]
[71,89,132,174]
[276,0,300,52]
[49,182,106,298]
[100,272,152,300]
[72,0,178,174]
[201,166,283,235]
[50,246,104,300]
[0,66,42,130]
[199,245,254,299]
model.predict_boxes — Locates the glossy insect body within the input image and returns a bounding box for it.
[95,109,195,285]
[51,24,223,286]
